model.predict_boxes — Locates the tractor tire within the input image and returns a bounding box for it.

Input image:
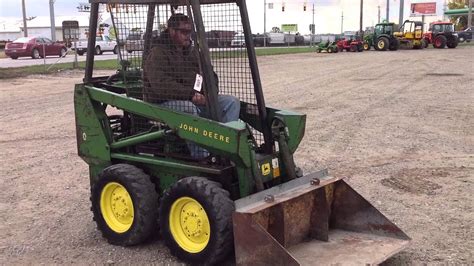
[363,42,370,50]
[458,36,465,43]
[423,38,430,48]
[316,49,321,53]
[447,38,458,48]
[31,48,40,59]
[95,46,103,55]
[389,39,400,51]
[59,47,67,58]
[91,164,159,246]
[327,47,333,53]
[159,177,234,265]
[433,35,447,49]
[350,45,356,52]
[357,44,363,52]
[376,37,389,51]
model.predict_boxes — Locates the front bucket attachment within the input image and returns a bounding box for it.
[233,170,410,265]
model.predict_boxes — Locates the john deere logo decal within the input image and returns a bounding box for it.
[261,163,271,176]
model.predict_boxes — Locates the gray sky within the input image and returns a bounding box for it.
[0,0,447,33]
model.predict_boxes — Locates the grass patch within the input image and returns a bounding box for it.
[256,46,315,56]
[211,46,315,59]
[0,46,316,79]
[0,59,119,79]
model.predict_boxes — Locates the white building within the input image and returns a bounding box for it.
[0,15,90,42]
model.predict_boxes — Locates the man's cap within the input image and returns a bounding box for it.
[168,13,190,28]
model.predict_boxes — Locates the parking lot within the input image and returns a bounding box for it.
[0,46,473,264]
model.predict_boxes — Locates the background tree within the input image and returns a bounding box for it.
[447,0,470,30]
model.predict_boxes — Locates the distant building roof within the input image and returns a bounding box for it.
[21,16,90,28]
[0,18,23,33]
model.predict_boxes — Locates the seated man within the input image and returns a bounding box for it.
[143,13,240,159]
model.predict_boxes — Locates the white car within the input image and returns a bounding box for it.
[73,35,118,55]
[231,34,245,47]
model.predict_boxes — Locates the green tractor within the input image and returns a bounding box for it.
[74,0,410,265]
[364,22,400,51]
[316,40,339,53]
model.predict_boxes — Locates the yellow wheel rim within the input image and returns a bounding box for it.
[364,43,369,50]
[169,197,210,253]
[378,40,385,49]
[100,182,134,233]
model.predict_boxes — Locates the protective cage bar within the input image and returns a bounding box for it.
[86,0,272,160]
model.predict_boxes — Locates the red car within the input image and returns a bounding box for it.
[5,36,67,59]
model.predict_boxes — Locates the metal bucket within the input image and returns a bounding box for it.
[233,170,410,265]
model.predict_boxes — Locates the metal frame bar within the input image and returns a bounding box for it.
[84,3,99,83]
[238,0,272,153]
[110,129,168,149]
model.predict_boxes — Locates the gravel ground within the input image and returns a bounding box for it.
[1,46,473,264]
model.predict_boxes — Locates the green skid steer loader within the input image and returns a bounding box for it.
[74,1,410,265]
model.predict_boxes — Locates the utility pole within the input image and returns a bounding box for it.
[312,2,315,46]
[386,0,389,22]
[49,0,56,41]
[468,0,473,29]
[378,5,381,23]
[359,0,363,36]
[341,11,344,34]
[22,0,28,37]
[398,0,404,28]
[264,0,266,47]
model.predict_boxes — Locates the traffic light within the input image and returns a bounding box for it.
[282,5,285,12]
[304,4,306,11]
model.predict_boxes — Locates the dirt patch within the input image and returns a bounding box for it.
[381,168,450,195]
[1,47,473,264]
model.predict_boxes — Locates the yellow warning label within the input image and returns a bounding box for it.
[261,163,271,176]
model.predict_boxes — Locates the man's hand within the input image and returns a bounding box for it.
[192,93,206,106]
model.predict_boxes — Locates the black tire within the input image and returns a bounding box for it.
[31,48,40,59]
[316,49,321,53]
[389,39,400,51]
[127,50,133,54]
[447,37,458,48]
[327,47,333,53]
[59,47,67,57]
[95,46,102,55]
[357,44,363,52]
[113,46,118,54]
[458,36,465,43]
[10,55,18,59]
[77,51,84,56]
[433,35,447,48]
[376,37,389,51]
[159,177,235,265]
[350,45,356,52]
[91,164,159,246]
[423,38,429,48]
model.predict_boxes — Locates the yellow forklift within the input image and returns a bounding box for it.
[394,20,426,49]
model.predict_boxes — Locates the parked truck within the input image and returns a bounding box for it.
[73,35,118,55]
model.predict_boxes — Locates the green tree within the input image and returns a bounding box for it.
[447,0,469,30]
